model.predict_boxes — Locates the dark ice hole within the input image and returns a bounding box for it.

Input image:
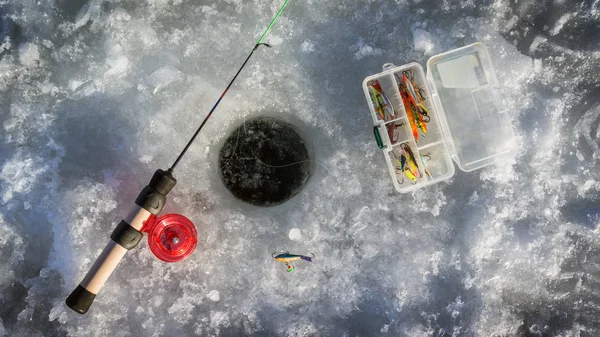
[218,117,312,207]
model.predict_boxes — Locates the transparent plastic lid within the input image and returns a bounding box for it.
[426,43,516,172]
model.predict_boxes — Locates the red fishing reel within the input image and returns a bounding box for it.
[141,214,198,262]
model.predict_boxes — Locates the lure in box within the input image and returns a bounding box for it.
[362,43,516,193]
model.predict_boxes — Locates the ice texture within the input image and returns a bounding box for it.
[412,28,437,55]
[0,0,599,336]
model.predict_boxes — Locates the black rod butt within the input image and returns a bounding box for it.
[66,285,96,315]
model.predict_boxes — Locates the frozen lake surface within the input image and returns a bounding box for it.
[1,0,599,336]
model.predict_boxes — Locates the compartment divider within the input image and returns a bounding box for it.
[417,140,444,151]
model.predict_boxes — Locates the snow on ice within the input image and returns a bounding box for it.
[0,0,599,336]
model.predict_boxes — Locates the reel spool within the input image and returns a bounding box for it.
[142,214,198,262]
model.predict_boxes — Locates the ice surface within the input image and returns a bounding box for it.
[549,14,572,36]
[1,0,600,336]
[352,38,383,61]
[288,227,302,241]
[17,43,40,68]
[207,290,220,302]
[412,28,437,55]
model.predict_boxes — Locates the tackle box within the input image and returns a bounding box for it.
[362,43,516,193]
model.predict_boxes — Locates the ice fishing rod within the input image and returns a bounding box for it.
[66,0,290,315]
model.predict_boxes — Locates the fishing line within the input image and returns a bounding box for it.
[243,116,331,173]
[247,149,331,173]
[167,0,290,174]
[221,114,331,173]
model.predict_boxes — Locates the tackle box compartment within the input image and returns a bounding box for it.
[362,43,516,193]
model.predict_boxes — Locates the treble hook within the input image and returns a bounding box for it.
[387,123,403,144]
[397,174,416,185]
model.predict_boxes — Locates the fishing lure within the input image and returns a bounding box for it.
[393,151,416,184]
[398,86,420,141]
[386,121,405,145]
[420,154,433,178]
[392,145,421,184]
[403,74,420,107]
[368,80,395,121]
[410,102,428,134]
[396,74,430,140]
[401,143,421,179]
[402,74,430,124]
[402,75,429,133]
[272,251,314,272]
[402,70,427,102]
[418,103,431,123]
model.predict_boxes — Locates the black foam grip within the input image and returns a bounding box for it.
[135,186,166,215]
[149,169,177,195]
[110,220,143,250]
[66,285,96,314]
[135,169,176,215]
